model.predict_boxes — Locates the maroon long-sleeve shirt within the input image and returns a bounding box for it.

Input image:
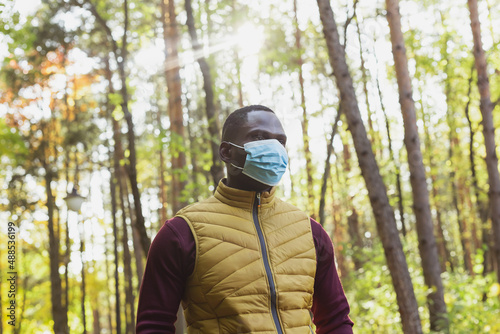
[136,216,353,333]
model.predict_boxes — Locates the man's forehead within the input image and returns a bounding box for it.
[245,110,283,129]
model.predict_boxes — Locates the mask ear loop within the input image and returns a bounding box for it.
[224,141,246,173]
[230,163,244,170]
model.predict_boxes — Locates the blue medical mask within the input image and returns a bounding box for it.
[228,139,288,186]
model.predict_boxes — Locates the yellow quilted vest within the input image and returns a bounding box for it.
[176,181,317,334]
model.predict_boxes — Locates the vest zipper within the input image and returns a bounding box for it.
[252,192,284,334]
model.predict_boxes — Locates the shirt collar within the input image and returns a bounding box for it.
[214,179,277,210]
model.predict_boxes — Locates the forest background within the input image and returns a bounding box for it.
[0,0,500,333]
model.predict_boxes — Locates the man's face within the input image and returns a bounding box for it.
[222,110,288,191]
[232,110,287,147]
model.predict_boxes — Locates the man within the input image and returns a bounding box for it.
[136,105,353,333]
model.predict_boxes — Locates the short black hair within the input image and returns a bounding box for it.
[221,105,275,142]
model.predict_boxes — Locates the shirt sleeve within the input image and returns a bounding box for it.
[310,218,354,334]
[136,217,195,334]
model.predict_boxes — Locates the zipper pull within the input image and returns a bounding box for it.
[256,193,261,208]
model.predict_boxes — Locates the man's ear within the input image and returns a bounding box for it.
[219,141,232,163]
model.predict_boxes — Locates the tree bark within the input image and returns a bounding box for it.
[80,228,87,334]
[162,0,188,214]
[374,55,407,237]
[93,309,101,334]
[185,0,224,187]
[422,110,453,272]
[385,0,448,330]
[441,30,473,274]
[332,201,349,277]
[355,17,379,156]
[293,0,315,217]
[119,179,136,334]
[109,172,122,334]
[468,0,500,284]
[119,0,151,257]
[419,84,453,273]
[43,160,69,334]
[104,228,115,333]
[105,55,122,334]
[157,107,168,224]
[161,2,188,331]
[464,65,492,276]
[113,114,136,334]
[347,209,363,270]
[318,111,342,226]
[74,0,150,258]
[315,1,422,332]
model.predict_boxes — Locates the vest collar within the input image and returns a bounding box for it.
[215,179,277,210]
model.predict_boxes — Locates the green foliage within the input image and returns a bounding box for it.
[343,242,405,333]
[343,238,500,333]
[444,272,500,333]
[0,118,28,163]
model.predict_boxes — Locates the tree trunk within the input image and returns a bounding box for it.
[374,56,407,237]
[468,0,500,284]
[385,0,448,330]
[132,221,145,287]
[77,0,150,260]
[109,172,122,334]
[457,177,474,274]
[104,228,115,333]
[332,201,349,277]
[80,229,87,334]
[157,107,168,224]
[63,154,71,318]
[113,117,136,334]
[185,0,224,187]
[293,0,315,217]
[43,160,69,334]
[355,17,379,156]
[119,183,136,334]
[347,209,363,270]
[119,0,150,257]
[105,55,122,334]
[464,65,492,276]
[419,87,452,273]
[93,308,101,334]
[318,111,342,226]
[441,31,473,274]
[315,1,422,333]
[162,0,188,215]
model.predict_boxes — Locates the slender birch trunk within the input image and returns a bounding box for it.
[468,0,500,284]
[316,1,422,332]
